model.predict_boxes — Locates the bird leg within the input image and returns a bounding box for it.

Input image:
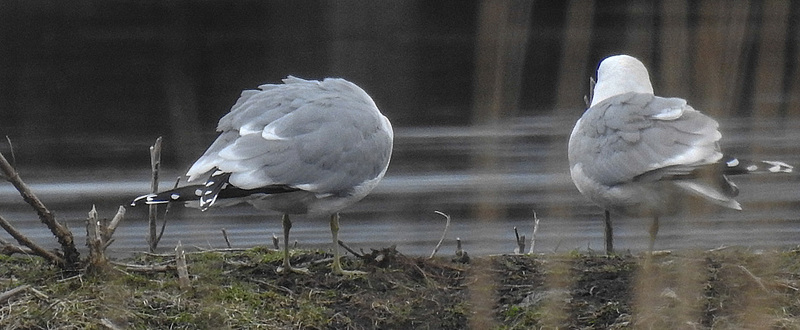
[330,213,366,276]
[277,213,308,274]
[604,209,614,255]
[648,216,660,253]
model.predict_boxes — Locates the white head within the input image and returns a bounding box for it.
[590,54,654,107]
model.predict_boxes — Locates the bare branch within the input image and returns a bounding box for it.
[513,226,525,254]
[105,205,126,241]
[87,205,127,268]
[0,236,32,255]
[148,136,163,252]
[3,136,15,170]
[222,228,232,248]
[528,210,540,255]
[86,205,106,267]
[155,176,180,244]
[0,213,65,266]
[0,150,79,268]
[429,211,451,259]
[272,233,279,250]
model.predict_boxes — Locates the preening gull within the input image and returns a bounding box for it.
[568,54,792,253]
[133,76,393,275]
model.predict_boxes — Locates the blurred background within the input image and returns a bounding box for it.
[1,0,799,256]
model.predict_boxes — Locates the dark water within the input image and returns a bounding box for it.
[1,115,799,258]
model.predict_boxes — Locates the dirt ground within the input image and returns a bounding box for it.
[2,246,800,329]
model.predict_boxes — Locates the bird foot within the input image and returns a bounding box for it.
[276,265,309,275]
[331,259,366,276]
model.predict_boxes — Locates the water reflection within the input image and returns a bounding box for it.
[1,115,799,257]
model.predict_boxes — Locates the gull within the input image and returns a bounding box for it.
[568,54,792,253]
[133,76,393,275]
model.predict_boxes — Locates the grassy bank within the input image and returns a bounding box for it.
[2,246,800,329]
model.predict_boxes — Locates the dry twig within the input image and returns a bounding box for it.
[429,211,451,259]
[86,206,104,266]
[148,136,163,252]
[338,240,364,258]
[733,264,770,293]
[86,205,126,268]
[0,284,31,304]
[253,279,295,296]
[3,136,15,171]
[0,236,32,256]
[513,227,525,254]
[110,261,176,273]
[0,149,79,269]
[0,213,66,267]
[222,228,232,248]
[272,233,280,250]
[142,247,252,258]
[154,176,180,249]
[528,210,540,254]
[175,241,191,290]
[105,206,125,243]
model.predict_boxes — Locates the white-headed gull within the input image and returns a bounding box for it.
[133,76,393,274]
[569,54,792,253]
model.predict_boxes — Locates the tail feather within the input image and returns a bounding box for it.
[130,182,301,210]
[723,157,793,175]
[200,171,231,211]
[634,155,791,211]
[131,185,205,207]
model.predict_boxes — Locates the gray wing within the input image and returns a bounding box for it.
[186,77,393,195]
[568,92,723,186]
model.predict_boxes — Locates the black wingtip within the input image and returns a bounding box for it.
[130,171,302,210]
[723,157,794,175]
[197,170,231,211]
[130,193,174,207]
[130,194,149,207]
[130,185,204,207]
[760,160,794,173]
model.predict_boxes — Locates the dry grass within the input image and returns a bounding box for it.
[2,246,800,329]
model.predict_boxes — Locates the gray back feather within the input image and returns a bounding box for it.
[186,77,393,195]
[569,92,723,186]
